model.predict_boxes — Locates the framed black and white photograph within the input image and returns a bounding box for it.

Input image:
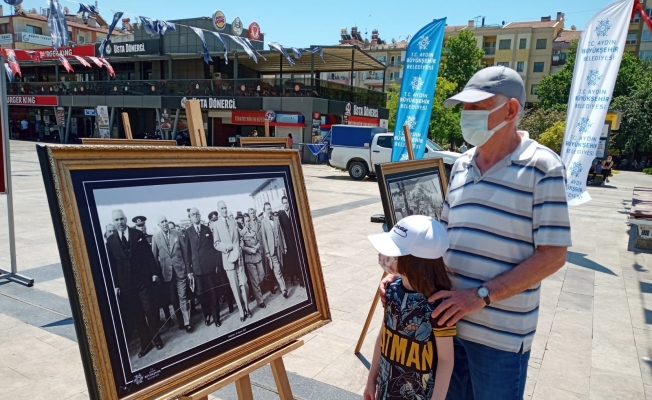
[238,137,291,149]
[375,158,448,229]
[37,145,329,400]
[82,138,178,146]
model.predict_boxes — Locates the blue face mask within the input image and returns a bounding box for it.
[460,101,508,147]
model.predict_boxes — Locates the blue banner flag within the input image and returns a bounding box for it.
[99,12,123,58]
[232,36,257,63]
[77,3,99,15]
[268,42,295,66]
[3,0,23,6]
[48,0,69,50]
[305,47,324,62]
[391,18,446,162]
[245,38,267,61]
[291,47,303,59]
[189,27,211,64]
[209,32,228,64]
[4,63,14,82]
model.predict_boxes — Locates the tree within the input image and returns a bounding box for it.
[429,76,461,146]
[385,82,400,131]
[519,108,567,140]
[537,121,565,153]
[440,29,485,93]
[611,71,652,157]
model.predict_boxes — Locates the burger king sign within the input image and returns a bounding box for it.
[212,11,226,31]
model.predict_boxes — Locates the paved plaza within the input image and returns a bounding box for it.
[1,140,652,399]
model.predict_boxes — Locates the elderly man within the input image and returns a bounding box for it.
[278,196,302,287]
[260,202,288,298]
[214,201,250,322]
[382,66,571,400]
[104,224,116,241]
[106,210,164,358]
[152,215,192,333]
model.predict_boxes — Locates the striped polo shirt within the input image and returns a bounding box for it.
[440,136,571,353]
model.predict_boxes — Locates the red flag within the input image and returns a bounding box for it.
[100,58,115,77]
[87,56,103,68]
[73,55,91,68]
[59,54,74,73]
[26,50,41,63]
[5,49,21,77]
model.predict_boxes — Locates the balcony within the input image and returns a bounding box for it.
[7,77,388,108]
[388,60,403,67]
[483,47,496,56]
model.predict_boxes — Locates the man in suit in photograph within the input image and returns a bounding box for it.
[133,216,153,245]
[106,210,164,358]
[152,215,193,333]
[277,196,302,287]
[260,202,288,298]
[214,201,250,322]
[185,208,222,327]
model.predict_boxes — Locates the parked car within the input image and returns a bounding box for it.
[327,125,460,180]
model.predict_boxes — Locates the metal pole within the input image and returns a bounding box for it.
[108,107,115,138]
[0,54,33,286]
[155,108,161,138]
[310,52,315,87]
[172,109,180,137]
[64,106,72,144]
[350,49,355,88]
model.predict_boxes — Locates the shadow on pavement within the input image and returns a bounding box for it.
[567,251,617,276]
[41,317,74,328]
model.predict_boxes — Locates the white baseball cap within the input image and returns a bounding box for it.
[368,215,449,259]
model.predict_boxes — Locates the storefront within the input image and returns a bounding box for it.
[7,95,60,141]
[14,45,96,82]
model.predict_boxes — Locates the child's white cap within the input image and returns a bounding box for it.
[368,215,449,259]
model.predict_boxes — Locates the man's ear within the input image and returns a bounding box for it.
[506,98,520,123]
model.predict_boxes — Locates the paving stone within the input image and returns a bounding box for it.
[589,367,645,400]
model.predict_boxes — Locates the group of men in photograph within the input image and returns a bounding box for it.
[103,197,302,359]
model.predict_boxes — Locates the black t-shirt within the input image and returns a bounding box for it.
[376,278,456,400]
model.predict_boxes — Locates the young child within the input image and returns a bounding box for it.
[364,215,455,400]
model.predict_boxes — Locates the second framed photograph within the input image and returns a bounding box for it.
[375,158,448,229]
[37,145,329,399]
[238,137,291,149]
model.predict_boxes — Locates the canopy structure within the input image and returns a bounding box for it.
[230,45,386,79]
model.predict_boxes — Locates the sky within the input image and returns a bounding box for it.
[21,0,619,48]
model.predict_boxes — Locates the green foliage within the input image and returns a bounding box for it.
[537,121,565,154]
[386,82,400,131]
[536,40,577,110]
[429,76,461,146]
[519,108,567,140]
[644,168,652,175]
[441,29,485,94]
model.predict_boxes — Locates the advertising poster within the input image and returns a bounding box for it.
[96,106,110,138]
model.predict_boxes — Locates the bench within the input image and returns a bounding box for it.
[629,187,652,249]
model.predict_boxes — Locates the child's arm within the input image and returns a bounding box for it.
[364,325,384,400]
[431,336,454,400]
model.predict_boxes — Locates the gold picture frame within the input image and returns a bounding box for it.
[238,137,291,149]
[375,158,449,229]
[82,138,177,146]
[37,145,330,400]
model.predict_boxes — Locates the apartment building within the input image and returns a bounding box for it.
[445,12,565,105]
[0,3,131,52]
[631,0,652,59]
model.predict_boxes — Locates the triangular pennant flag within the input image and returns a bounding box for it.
[48,0,69,50]
[59,54,74,73]
[4,63,14,82]
[157,21,176,35]
[87,56,104,68]
[140,16,158,35]
[100,58,115,77]
[232,36,257,63]
[73,55,91,68]
[99,12,123,58]
[305,47,324,62]
[209,31,228,64]
[306,143,327,156]
[26,50,41,63]
[268,42,295,66]
[189,27,211,64]
[245,38,267,61]
[77,3,99,15]
[5,49,21,77]
[291,47,303,59]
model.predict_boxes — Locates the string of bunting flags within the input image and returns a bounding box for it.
[1,0,326,81]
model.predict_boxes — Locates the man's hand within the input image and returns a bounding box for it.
[227,244,234,252]
[363,381,376,400]
[429,288,485,327]
[115,287,120,297]
[152,275,160,283]
[379,274,399,306]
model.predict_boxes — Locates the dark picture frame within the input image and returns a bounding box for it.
[237,137,291,149]
[37,145,329,400]
[375,158,448,229]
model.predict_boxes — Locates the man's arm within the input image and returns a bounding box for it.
[213,225,229,253]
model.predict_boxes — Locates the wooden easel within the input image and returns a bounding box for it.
[264,119,271,137]
[185,100,208,147]
[121,112,133,139]
[354,125,414,354]
[182,340,303,400]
